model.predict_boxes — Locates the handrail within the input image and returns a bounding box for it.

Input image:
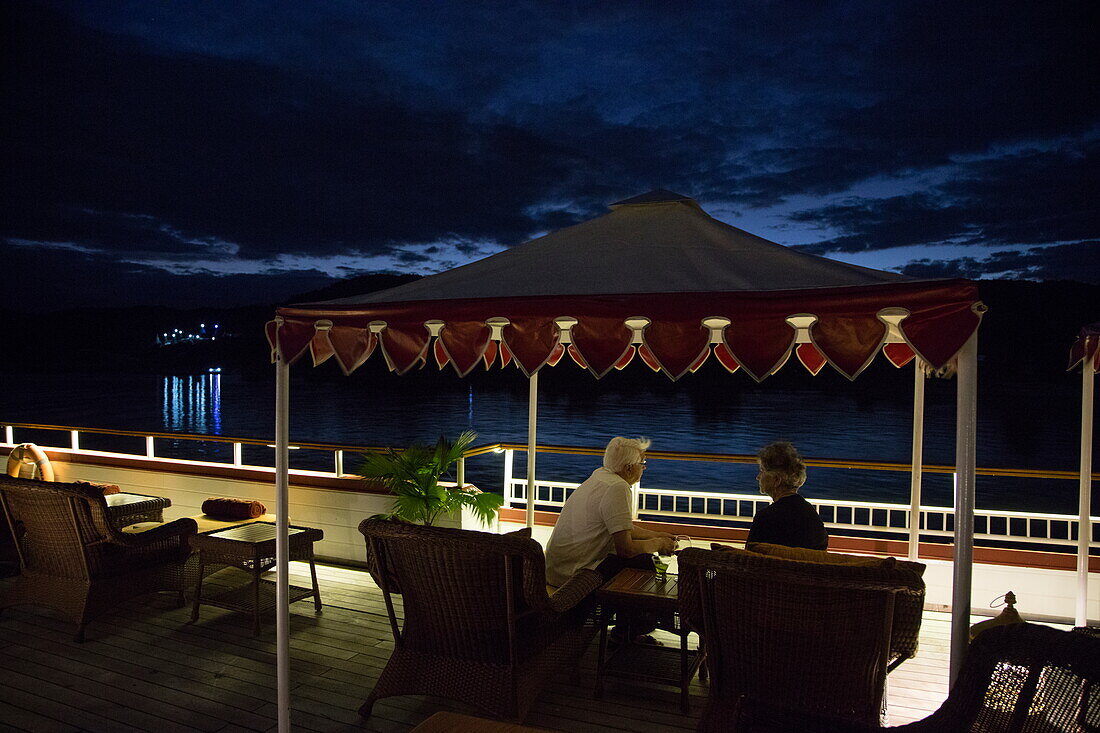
[3,421,1096,481]
[495,442,1098,481]
[0,421,395,453]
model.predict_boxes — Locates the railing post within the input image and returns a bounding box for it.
[274,353,291,733]
[1077,351,1094,627]
[145,436,155,458]
[503,448,515,503]
[4,425,12,444]
[335,449,344,476]
[950,332,978,684]
[70,430,80,451]
[233,443,243,466]
[457,455,466,487]
[526,372,538,528]
[909,360,926,561]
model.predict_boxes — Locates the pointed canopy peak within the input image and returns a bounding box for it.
[610,189,701,210]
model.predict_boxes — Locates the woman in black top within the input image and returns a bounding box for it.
[747,442,828,551]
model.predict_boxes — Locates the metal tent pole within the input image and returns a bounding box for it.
[526,371,538,528]
[950,334,978,684]
[909,360,925,562]
[1077,353,1095,627]
[275,355,291,733]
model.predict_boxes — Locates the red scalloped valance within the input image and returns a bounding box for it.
[1069,322,1100,372]
[270,280,981,381]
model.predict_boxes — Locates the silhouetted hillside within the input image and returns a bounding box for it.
[976,280,1097,381]
[287,273,421,304]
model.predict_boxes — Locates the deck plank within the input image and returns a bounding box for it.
[1,561,1023,731]
[0,693,81,733]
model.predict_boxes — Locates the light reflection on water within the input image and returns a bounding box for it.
[162,373,222,435]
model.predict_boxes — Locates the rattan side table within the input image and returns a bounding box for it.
[106,492,171,525]
[189,521,323,635]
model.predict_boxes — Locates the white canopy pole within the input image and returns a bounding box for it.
[274,353,291,733]
[1077,353,1095,627]
[526,371,538,528]
[950,333,978,684]
[909,360,926,562]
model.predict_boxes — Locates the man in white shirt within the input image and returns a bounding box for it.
[545,436,675,587]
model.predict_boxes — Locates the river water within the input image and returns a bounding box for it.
[2,362,1094,516]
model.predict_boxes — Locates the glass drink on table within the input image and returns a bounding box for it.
[653,553,670,582]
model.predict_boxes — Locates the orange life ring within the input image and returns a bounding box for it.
[6,443,55,482]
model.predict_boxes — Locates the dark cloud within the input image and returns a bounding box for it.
[792,143,1100,255]
[2,1,1098,307]
[791,192,972,254]
[1,207,235,260]
[834,3,1097,153]
[939,146,1100,247]
[393,250,432,265]
[899,242,1099,283]
[1,3,577,260]
[0,242,333,310]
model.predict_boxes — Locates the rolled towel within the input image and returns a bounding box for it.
[76,480,122,495]
[201,496,266,520]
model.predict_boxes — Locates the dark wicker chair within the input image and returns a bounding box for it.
[677,546,926,731]
[358,518,603,722]
[886,623,1100,732]
[737,623,1100,732]
[0,475,197,641]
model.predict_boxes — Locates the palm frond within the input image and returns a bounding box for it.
[357,431,484,526]
[459,489,504,527]
[392,493,432,524]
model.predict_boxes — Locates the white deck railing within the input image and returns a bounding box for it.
[501,451,1098,553]
[3,422,1096,554]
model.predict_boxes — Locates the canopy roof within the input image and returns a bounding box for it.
[271,191,982,381]
[1069,322,1100,371]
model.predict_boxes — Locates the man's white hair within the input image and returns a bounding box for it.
[602,436,652,473]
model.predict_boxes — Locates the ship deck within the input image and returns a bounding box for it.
[0,562,1056,733]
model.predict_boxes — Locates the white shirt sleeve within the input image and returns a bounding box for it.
[599,483,634,535]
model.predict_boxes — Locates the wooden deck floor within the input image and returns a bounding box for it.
[0,562,997,732]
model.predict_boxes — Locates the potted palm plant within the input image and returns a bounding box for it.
[359,430,503,527]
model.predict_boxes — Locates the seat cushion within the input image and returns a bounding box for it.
[744,542,926,576]
[75,480,122,495]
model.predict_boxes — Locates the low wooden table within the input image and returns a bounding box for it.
[189,521,323,636]
[595,567,704,713]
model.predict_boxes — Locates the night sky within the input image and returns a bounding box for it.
[3,1,1097,311]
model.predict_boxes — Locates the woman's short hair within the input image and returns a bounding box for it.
[603,436,652,473]
[757,441,807,492]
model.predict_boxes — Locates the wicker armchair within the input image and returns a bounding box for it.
[0,475,197,642]
[358,518,603,722]
[709,624,1100,733]
[887,623,1100,732]
[677,547,926,731]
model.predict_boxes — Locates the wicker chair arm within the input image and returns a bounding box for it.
[108,517,198,548]
[547,568,603,614]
